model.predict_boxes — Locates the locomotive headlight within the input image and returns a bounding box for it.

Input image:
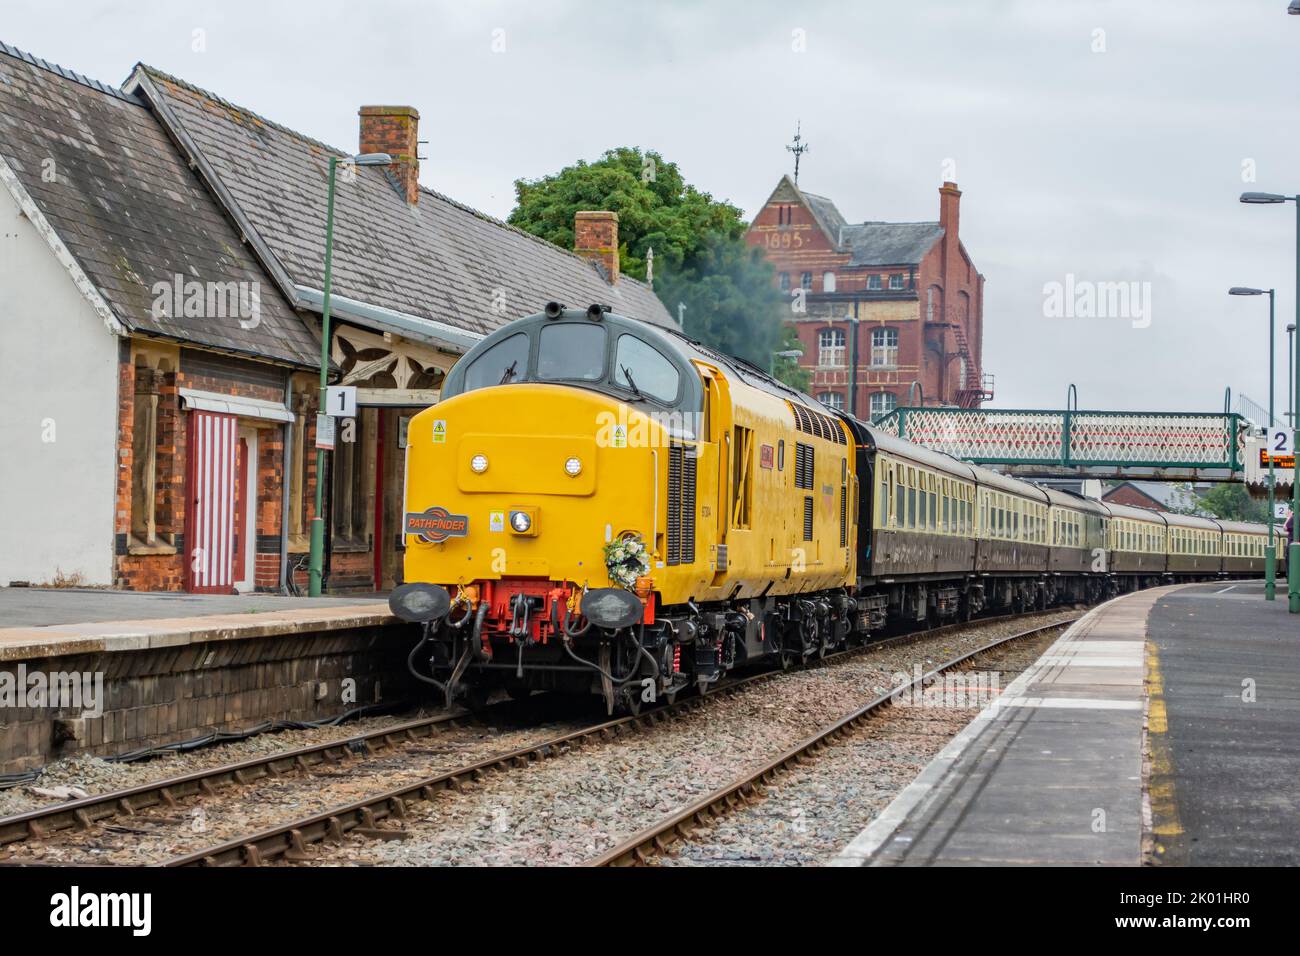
[470,454,489,474]
[564,456,583,477]
[510,510,533,533]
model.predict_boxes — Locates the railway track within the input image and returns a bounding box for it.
[0,707,490,851]
[144,608,1082,867]
[588,618,1073,866]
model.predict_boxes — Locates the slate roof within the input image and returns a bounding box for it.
[128,65,675,344]
[765,174,944,268]
[840,221,946,267]
[0,42,320,366]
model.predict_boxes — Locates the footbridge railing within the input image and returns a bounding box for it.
[870,407,1247,481]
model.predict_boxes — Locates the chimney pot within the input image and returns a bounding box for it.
[359,105,420,205]
[574,210,620,285]
[939,181,961,237]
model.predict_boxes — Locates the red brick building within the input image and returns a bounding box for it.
[745,175,991,420]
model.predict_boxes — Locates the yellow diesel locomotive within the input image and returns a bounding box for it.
[390,304,1281,712]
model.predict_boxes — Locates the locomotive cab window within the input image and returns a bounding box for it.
[463,331,530,391]
[538,323,606,382]
[615,334,680,404]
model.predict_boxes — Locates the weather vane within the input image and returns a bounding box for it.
[787,122,810,184]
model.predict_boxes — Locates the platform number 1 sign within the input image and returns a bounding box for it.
[325,385,357,418]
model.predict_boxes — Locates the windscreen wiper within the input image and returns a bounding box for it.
[620,364,643,399]
[499,360,518,385]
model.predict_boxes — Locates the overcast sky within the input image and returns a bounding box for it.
[6,0,1299,416]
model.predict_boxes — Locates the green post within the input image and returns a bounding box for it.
[1266,291,1277,600]
[1291,197,1300,613]
[308,157,340,597]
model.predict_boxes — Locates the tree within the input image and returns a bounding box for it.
[509,148,795,384]
[1194,483,1270,524]
[772,324,811,392]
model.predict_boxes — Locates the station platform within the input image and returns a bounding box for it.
[833,579,1300,867]
[0,588,406,771]
[0,587,393,662]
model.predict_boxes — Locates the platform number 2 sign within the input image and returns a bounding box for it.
[1270,428,1293,456]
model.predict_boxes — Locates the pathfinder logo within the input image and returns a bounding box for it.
[405,506,470,543]
[49,886,151,936]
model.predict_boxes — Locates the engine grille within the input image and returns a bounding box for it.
[666,444,697,566]
[803,496,814,541]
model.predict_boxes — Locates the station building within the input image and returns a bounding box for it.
[745,175,991,420]
[0,41,672,594]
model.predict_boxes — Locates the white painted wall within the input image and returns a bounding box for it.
[0,183,120,586]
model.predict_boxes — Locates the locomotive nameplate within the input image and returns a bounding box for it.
[405,506,469,543]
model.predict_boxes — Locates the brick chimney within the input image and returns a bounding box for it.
[574,211,619,284]
[939,181,961,240]
[359,105,420,205]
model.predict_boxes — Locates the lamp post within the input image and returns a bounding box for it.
[308,152,392,597]
[771,348,803,375]
[1289,323,1297,426]
[1240,191,1300,612]
[1229,286,1277,599]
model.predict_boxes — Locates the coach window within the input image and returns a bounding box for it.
[929,477,937,529]
[907,469,917,528]
[538,323,606,382]
[879,466,890,528]
[895,469,905,527]
[463,332,530,391]
[614,334,680,404]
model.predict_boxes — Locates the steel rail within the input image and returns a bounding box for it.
[587,617,1077,867]
[0,707,481,849]
[159,608,1081,867]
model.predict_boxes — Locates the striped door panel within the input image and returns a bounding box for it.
[185,410,237,593]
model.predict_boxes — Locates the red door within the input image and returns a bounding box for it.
[185,410,237,593]
[233,436,249,584]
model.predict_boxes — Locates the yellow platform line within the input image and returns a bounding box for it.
[1145,640,1185,862]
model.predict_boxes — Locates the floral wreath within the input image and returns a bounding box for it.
[603,532,651,590]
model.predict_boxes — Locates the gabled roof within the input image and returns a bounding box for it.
[126,65,675,349]
[0,41,319,366]
[1103,480,1210,516]
[760,173,944,267]
[840,221,945,267]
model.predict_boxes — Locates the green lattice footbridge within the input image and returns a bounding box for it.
[872,407,1246,481]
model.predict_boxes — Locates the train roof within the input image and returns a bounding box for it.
[1040,486,1109,515]
[1217,519,1269,535]
[1162,511,1222,530]
[1102,502,1169,525]
[850,421,978,480]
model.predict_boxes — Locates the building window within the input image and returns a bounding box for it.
[818,391,845,411]
[889,273,905,290]
[332,408,376,550]
[818,328,846,367]
[800,272,813,290]
[870,328,899,367]
[870,391,897,421]
[868,274,882,290]
[822,271,837,293]
[779,272,790,292]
